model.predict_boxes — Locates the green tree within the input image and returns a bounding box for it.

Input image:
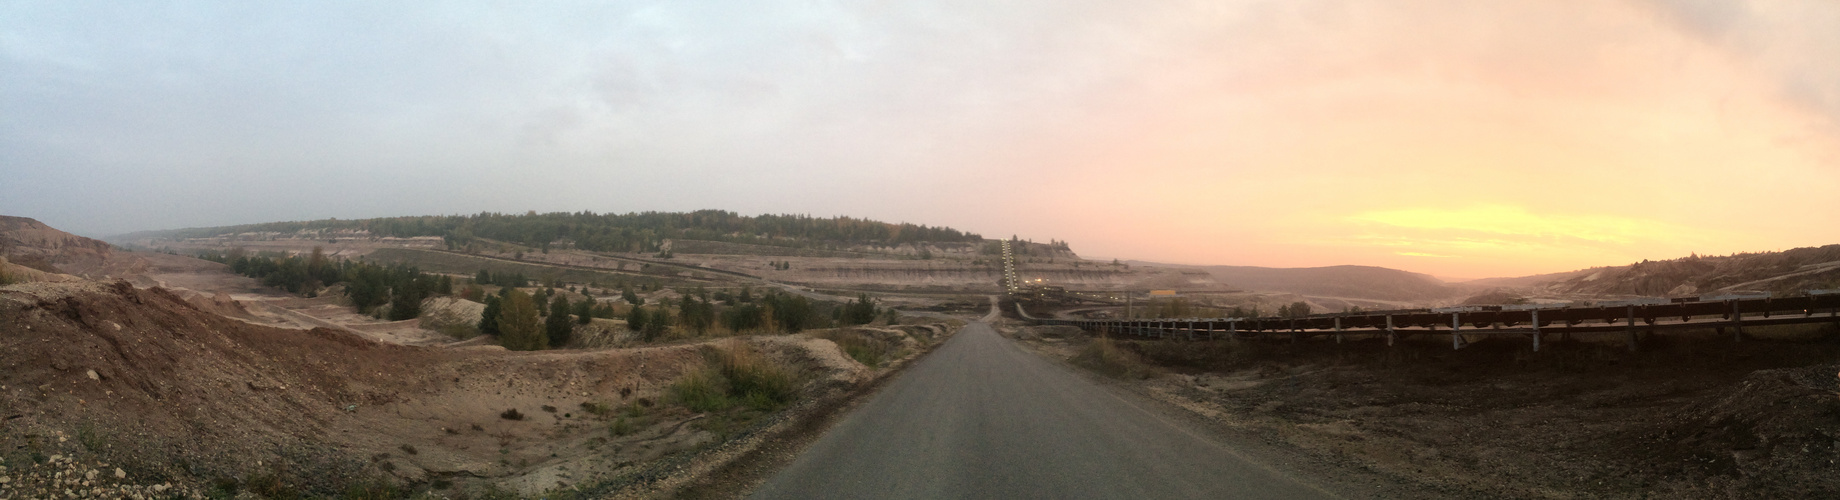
[628,307,649,336]
[388,284,423,320]
[546,295,573,348]
[840,293,878,326]
[722,303,763,332]
[498,289,545,351]
[622,286,643,306]
[479,295,503,336]
[574,298,595,325]
[678,295,714,334]
[763,293,816,333]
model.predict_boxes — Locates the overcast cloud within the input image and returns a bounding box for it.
[4,1,1838,278]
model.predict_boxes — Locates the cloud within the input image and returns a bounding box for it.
[1348,205,1685,246]
[1636,0,1840,145]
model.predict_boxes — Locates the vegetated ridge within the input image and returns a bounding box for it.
[116,210,990,254]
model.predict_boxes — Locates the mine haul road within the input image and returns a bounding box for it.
[750,320,1336,499]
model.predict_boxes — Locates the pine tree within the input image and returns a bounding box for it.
[628,307,650,339]
[546,295,573,348]
[574,299,595,325]
[479,295,502,336]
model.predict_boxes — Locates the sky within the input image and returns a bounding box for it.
[4,0,1838,280]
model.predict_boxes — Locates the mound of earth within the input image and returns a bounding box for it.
[0,280,809,496]
[0,216,146,277]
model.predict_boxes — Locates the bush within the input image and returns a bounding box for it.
[670,365,730,413]
[580,401,613,416]
[610,417,638,436]
[816,330,896,368]
[1072,336,1159,379]
[716,343,800,410]
[668,342,802,413]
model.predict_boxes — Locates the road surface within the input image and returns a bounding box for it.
[749,319,1336,499]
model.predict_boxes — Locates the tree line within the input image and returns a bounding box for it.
[200,248,452,320]
[147,210,984,254]
[477,283,889,351]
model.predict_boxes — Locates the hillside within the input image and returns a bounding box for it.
[0,215,134,277]
[1158,263,1464,303]
[1545,245,1840,297]
[116,210,993,255]
[1460,268,1600,288]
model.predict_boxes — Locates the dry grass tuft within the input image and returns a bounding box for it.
[669,341,803,413]
[814,329,898,368]
[1072,336,1160,379]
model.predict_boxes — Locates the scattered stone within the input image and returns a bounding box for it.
[114,468,124,479]
[86,370,99,381]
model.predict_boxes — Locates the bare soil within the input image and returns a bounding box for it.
[1005,323,1840,499]
[0,280,961,498]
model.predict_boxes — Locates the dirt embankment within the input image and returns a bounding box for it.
[0,279,963,498]
[1009,322,1840,499]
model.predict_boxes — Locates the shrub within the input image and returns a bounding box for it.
[580,401,613,416]
[670,365,730,413]
[1072,336,1159,379]
[609,417,638,436]
[715,343,800,410]
[816,330,895,368]
[500,408,524,420]
[668,342,802,413]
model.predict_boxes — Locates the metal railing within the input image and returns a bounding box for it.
[1019,291,1840,351]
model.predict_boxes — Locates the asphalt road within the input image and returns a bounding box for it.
[749,321,1335,499]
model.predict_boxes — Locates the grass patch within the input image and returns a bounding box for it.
[672,365,732,413]
[609,416,640,436]
[814,329,898,368]
[668,341,803,413]
[580,400,613,416]
[1072,336,1159,379]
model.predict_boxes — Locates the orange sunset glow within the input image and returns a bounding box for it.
[984,1,1840,279]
